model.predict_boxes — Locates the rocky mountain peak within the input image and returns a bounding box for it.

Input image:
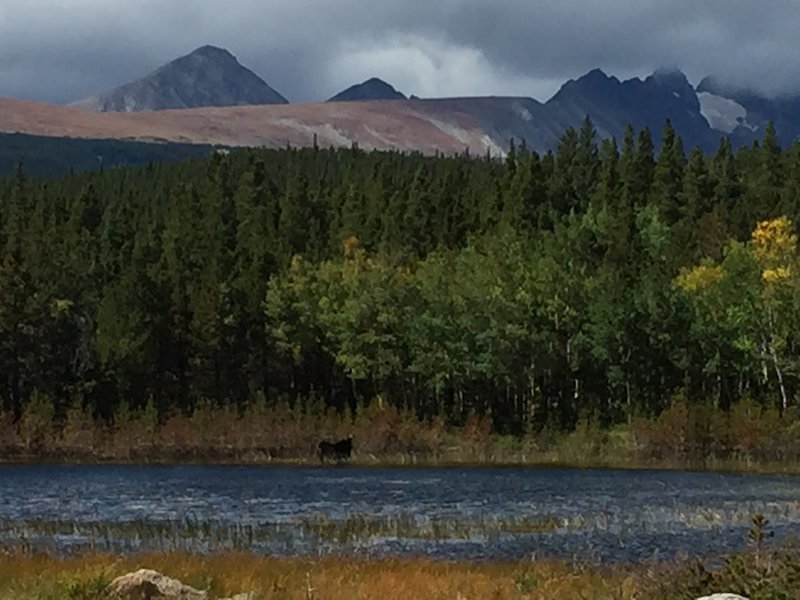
[70,45,288,112]
[328,78,406,102]
[191,45,236,60]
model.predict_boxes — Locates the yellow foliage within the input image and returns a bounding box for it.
[751,216,797,266]
[749,216,798,287]
[762,266,792,283]
[342,235,360,259]
[675,263,723,293]
[289,254,306,271]
[50,298,73,316]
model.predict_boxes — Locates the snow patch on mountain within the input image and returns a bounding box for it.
[698,91,756,133]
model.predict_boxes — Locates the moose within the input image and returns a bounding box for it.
[318,435,353,463]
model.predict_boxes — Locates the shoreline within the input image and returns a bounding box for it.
[1,454,800,477]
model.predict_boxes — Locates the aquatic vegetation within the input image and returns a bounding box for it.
[296,512,565,543]
[0,510,572,558]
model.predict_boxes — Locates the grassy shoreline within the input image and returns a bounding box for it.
[6,394,800,479]
[0,553,634,600]
[0,538,797,600]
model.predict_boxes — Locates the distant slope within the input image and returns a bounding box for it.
[70,45,288,112]
[328,78,406,102]
[4,67,799,158]
[0,89,728,158]
[0,96,509,156]
[0,132,213,177]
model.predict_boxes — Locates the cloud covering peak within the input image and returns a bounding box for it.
[1,0,799,105]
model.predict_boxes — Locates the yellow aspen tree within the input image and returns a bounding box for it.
[750,216,799,412]
[676,216,800,413]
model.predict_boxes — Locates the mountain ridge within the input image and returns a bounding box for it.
[11,45,800,156]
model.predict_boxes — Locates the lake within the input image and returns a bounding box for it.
[1,465,798,562]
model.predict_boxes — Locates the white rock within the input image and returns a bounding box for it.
[106,568,255,600]
[107,569,208,599]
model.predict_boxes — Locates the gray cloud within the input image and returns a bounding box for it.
[1,0,799,104]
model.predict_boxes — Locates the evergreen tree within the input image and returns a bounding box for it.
[651,120,686,225]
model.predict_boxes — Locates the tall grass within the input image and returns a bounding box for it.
[0,552,638,600]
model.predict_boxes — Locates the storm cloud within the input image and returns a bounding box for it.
[1,0,799,104]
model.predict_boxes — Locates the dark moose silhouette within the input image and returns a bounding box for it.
[318,435,353,463]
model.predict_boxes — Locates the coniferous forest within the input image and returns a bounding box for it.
[3,118,800,464]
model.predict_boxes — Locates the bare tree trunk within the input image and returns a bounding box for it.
[770,345,788,415]
[527,369,536,430]
[760,339,769,384]
[625,378,631,407]
[766,305,788,415]
[573,378,580,413]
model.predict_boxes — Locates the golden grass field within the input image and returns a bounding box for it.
[0,552,644,600]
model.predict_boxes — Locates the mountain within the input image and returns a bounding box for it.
[5,65,800,161]
[0,84,712,159]
[546,68,718,150]
[328,78,406,102]
[70,45,288,112]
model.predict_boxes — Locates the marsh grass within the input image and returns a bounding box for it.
[4,500,800,562]
[0,511,572,557]
[298,512,565,543]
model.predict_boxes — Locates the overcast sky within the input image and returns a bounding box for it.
[1,0,799,105]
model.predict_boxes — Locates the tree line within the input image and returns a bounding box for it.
[2,118,800,440]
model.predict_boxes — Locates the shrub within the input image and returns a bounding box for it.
[18,390,55,453]
[0,410,17,454]
[57,571,112,600]
[662,514,800,599]
[59,398,95,456]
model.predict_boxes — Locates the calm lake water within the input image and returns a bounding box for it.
[1,465,799,562]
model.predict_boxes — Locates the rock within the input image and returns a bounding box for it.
[106,569,208,599]
[105,569,255,600]
[696,594,749,600]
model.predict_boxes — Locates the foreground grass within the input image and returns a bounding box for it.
[0,552,641,600]
[2,546,799,600]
